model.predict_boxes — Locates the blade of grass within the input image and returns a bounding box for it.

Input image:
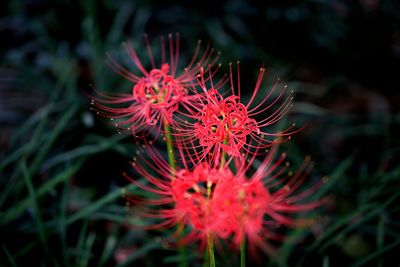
[66,183,137,226]
[115,242,161,267]
[2,243,17,267]
[1,98,76,209]
[0,117,51,208]
[105,2,133,44]
[9,104,54,147]
[317,192,399,252]
[0,169,22,210]
[98,228,118,267]
[20,160,50,259]
[29,105,78,175]
[312,155,354,200]
[14,183,137,260]
[305,204,374,253]
[0,141,31,173]
[59,176,70,267]
[322,256,329,267]
[78,232,96,267]
[74,221,88,267]
[10,58,74,148]
[377,215,385,267]
[349,239,400,267]
[42,134,127,169]
[0,162,82,226]
[163,253,198,264]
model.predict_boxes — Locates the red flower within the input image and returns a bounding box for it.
[174,63,299,163]
[124,145,323,253]
[90,34,220,137]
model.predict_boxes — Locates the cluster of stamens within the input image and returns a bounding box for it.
[194,90,259,156]
[133,64,187,120]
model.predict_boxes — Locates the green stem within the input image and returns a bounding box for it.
[206,172,216,267]
[163,120,176,173]
[220,139,228,169]
[207,233,216,267]
[240,239,246,267]
[163,120,187,267]
[205,139,229,267]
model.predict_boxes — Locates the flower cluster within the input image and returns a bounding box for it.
[91,34,324,261]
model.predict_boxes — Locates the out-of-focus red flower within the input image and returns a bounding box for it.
[174,63,298,164]
[90,33,220,137]
[124,145,324,254]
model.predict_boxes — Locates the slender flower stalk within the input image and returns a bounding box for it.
[207,233,216,267]
[163,119,176,173]
[162,118,189,267]
[89,33,220,138]
[240,239,246,267]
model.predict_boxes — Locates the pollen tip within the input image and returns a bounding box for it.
[305,155,312,161]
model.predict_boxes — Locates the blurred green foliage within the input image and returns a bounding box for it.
[1,0,400,266]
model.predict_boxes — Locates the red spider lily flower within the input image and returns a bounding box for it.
[173,63,299,164]
[123,146,235,248]
[123,144,324,254]
[89,33,220,137]
[213,152,323,255]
